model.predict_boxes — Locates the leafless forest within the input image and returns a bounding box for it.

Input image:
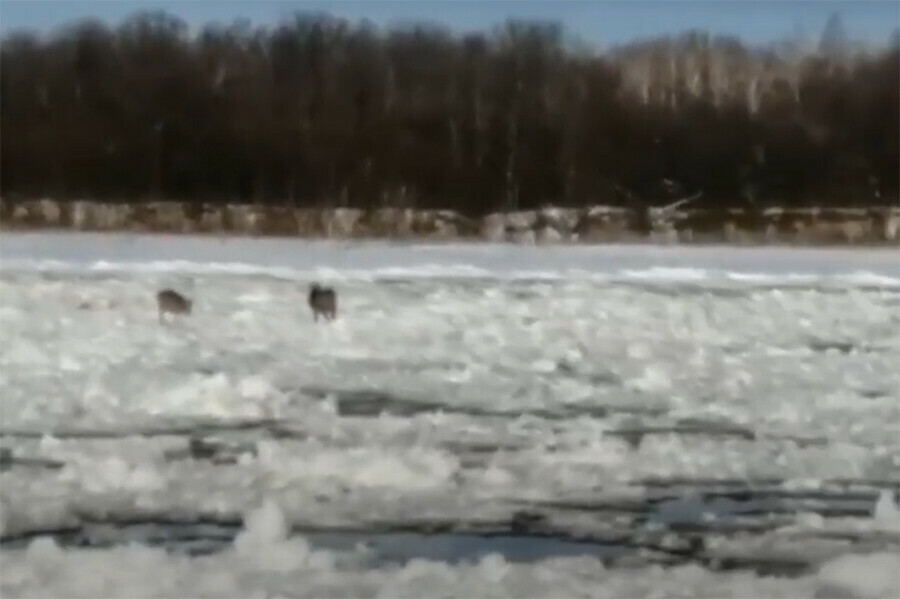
[1,11,897,215]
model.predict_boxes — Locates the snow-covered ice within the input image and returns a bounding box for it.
[1,233,898,598]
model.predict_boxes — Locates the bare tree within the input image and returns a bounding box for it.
[0,10,896,212]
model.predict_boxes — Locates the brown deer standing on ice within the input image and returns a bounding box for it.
[156,288,193,323]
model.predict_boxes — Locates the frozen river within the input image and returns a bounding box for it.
[1,233,899,598]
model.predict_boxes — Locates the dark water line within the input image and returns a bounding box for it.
[0,518,827,577]
[636,476,900,490]
[0,417,282,439]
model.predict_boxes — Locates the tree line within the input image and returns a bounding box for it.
[1,11,897,215]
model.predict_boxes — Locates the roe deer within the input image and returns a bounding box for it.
[308,283,337,322]
[156,288,193,323]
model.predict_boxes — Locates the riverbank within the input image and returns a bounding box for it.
[2,199,898,246]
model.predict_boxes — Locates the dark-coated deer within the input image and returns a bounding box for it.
[308,283,337,322]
